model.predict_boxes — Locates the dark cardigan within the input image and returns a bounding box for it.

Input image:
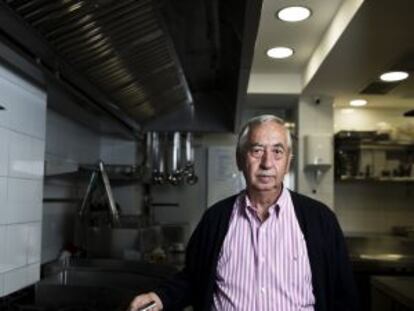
[155,191,359,311]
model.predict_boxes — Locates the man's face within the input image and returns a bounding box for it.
[240,121,292,195]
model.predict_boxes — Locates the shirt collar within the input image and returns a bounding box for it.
[242,185,289,219]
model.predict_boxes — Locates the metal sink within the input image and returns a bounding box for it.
[36,259,177,311]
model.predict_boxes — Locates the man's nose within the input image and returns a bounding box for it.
[260,149,273,168]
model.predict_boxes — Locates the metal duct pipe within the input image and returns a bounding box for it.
[169,131,182,185]
[151,132,165,184]
[184,132,198,185]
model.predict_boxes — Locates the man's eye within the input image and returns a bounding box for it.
[250,148,263,155]
[273,148,284,155]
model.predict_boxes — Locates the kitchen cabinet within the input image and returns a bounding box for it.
[335,131,414,182]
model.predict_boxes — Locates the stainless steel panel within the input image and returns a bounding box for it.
[5,0,193,125]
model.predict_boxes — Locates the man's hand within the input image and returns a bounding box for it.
[129,292,163,311]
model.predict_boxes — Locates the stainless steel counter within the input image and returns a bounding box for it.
[346,235,414,311]
[371,276,414,310]
[346,235,414,272]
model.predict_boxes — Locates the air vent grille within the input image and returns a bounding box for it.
[360,81,400,95]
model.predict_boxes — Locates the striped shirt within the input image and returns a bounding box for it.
[212,187,315,311]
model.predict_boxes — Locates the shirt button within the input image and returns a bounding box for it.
[261,287,265,293]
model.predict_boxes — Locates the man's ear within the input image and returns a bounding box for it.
[285,152,293,174]
[236,150,243,171]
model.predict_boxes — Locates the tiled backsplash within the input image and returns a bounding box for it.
[335,182,414,234]
[0,65,46,297]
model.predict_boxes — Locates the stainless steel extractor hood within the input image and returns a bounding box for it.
[0,0,262,133]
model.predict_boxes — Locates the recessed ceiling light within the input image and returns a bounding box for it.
[266,47,294,59]
[349,99,367,107]
[380,71,409,82]
[277,6,312,22]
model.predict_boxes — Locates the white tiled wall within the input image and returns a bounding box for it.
[3,263,40,297]
[5,178,43,223]
[0,65,46,297]
[0,128,9,176]
[0,273,3,297]
[335,182,414,233]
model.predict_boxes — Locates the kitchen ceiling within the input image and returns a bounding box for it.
[247,0,414,110]
[1,0,412,135]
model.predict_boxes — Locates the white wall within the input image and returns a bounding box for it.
[148,133,237,239]
[334,107,414,133]
[100,136,141,215]
[298,96,335,208]
[42,110,101,263]
[0,66,46,297]
[334,107,414,234]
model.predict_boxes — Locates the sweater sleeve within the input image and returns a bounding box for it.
[153,195,236,311]
[153,211,208,310]
[153,226,200,310]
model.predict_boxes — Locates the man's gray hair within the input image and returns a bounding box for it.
[236,115,292,167]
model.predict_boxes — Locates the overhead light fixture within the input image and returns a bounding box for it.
[349,99,367,107]
[380,71,409,82]
[266,47,294,59]
[277,6,312,22]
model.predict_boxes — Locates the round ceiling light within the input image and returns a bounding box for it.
[380,71,409,82]
[277,6,312,22]
[349,99,367,107]
[266,47,294,59]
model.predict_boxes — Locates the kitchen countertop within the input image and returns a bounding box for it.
[345,235,414,272]
[35,258,178,311]
[371,276,414,309]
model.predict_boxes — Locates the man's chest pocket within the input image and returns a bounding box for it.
[287,248,313,287]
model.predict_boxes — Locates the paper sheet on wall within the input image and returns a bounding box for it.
[207,146,245,207]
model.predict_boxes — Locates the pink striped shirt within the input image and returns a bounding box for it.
[212,187,315,311]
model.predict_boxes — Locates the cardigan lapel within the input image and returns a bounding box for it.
[290,190,326,311]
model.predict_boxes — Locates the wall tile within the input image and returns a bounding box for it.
[27,222,41,264]
[8,132,45,180]
[0,273,3,297]
[11,96,46,140]
[0,99,9,128]
[0,127,9,177]
[4,224,27,269]
[0,226,5,269]
[0,178,7,224]
[0,66,45,99]
[26,263,40,285]
[3,266,27,296]
[6,179,43,223]
[0,78,46,139]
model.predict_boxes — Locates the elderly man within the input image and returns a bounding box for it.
[130,115,358,311]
